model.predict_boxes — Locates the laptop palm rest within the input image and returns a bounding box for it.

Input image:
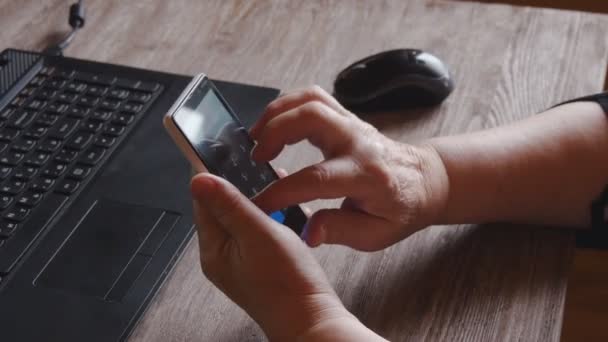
[36,199,180,301]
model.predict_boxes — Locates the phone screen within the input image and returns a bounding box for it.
[172,78,305,233]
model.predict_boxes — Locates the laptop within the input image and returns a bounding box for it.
[0,48,279,341]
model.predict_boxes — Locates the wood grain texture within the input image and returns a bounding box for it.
[1,0,608,341]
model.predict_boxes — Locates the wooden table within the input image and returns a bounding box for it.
[2,0,608,341]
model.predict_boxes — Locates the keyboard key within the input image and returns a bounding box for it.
[0,195,13,209]
[8,110,36,129]
[0,107,15,121]
[11,99,26,110]
[129,91,152,104]
[66,105,90,119]
[0,179,26,195]
[40,66,55,76]
[16,192,43,207]
[42,163,68,179]
[25,152,50,167]
[108,89,130,100]
[49,118,79,139]
[0,193,67,274]
[12,138,36,152]
[55,179,79,195]
[45,102,69,114]
[120,102,143,114]
[90,110,113,122]
[0,129,19,142]
[114,78,139,90]
[94,136,115,148]
[113,112,135,126]
[24,98,47,111]
[115,78,160,92]
[73,72,115,86]
[36,88,57,99]
[55,92,78,104]
[65,131,93,150]
[79,147,105,166]
[99,99,121,111]
[37,138,61,153]
[0,143,7,154]
[0,151,25,166]
[82,120,103,133]
[103,124,125,137]
[86,85,108,97]
[53,69,74,79]
[21,87,38,98]
[4,207,30,222]
[67,165,90,180]
[36,113,60,127]
[23,125,48,139]
[13,165,37,180]
[77,95,99,107]
[30,76,46,87]
[0,166,11,180]
[45,79,67,90]
[65,81,87,93]
[0,221,18,238]
[30,178,54,192]
[54,149,78,163]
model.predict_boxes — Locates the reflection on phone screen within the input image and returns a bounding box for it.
[173,83,286,224]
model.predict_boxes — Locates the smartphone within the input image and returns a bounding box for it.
[163,74,306,234]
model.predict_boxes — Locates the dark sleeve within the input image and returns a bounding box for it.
[555,92,608,249]
[556,91,608,114]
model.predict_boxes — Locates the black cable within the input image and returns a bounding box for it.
[43,0,86,56]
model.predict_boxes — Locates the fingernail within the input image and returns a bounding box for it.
[250,143,258,159]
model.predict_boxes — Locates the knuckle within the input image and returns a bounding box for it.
[366,160,395,189]
[308,163,332,187]
[306,85,326,100]
[265,101,280,114]
[300,101,330,121]
[268,93,290,110]
[352,120,378,138]
[263,116,281,135]
[353,144,398,194]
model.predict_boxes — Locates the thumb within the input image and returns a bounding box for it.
[191,173,275,239]
[304,209,394,251]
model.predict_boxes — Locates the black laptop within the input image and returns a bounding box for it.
[0,49,279,341]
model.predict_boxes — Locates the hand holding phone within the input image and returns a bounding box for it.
[163,74,306,234]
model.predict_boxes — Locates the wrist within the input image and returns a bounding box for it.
[423,134,500,225]
[406,143,450,228]
[295,312,387,342]
[257,293,352,341]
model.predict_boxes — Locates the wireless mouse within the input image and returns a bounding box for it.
[333,49,454,112]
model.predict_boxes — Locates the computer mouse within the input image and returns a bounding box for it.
[333,49,454,112]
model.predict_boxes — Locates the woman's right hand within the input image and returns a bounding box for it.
[251,86,450,251]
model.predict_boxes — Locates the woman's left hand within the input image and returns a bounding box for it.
[191,173,358,340]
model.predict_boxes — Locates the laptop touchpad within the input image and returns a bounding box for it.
[37,199,179,301]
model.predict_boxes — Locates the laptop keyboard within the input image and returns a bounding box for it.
[0,66,162,279]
